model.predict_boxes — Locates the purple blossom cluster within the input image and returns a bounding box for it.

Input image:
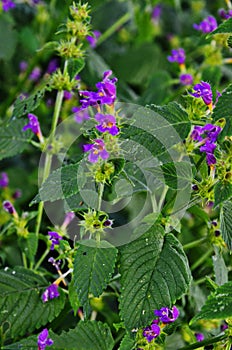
[190,81,213,107]
[1,0,15,11]
[48,231,62,250]
[193,15,217,34]
[86,30,101,48]
[143,306,179,343]
[0,172,9,188]
[191,123,221,166]
[42,283,60,302]
[218,8,232,20]
[167,48,185,65]
[37,328,53,350]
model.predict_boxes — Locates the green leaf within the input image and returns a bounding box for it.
[67,58,85,79]
[0,119,32,161]
[190,281,232,324]
[0,18,17,60]
[68,279,80,316]
[119,226,191,330]
[73,240,118,315]
[214,181,232,207]
[212,84,232,137]
[119,333,136,350]
[31,163,80,204]
[147,161,192,190]
[0,266,65,340]
[9,321,114,350]
[210,17,232,36]
[213,247,228,286]
[220,200,232,250]
[149,102,191,139]
[13,89,46,118]
[18,233,38,263]
[139,71,171,105]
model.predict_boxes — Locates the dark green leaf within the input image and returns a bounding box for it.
[190,281,232,323]
[0,18,17,60]
[13,89,46,118]
[214,181,232,207]
[212,84,232,137]
[227,35,232,48]
[0,266,65,340]
[68,279,80,316]
[73,240,118,315]
[0,119,32,160]
[220,200,232,250]
[119,226,191,330]
[119,333,136,350]
[210,17,232,36]
[8,321,114,350]
[147,161,192,190]
[139,71,172,105]
[67,58,85,80]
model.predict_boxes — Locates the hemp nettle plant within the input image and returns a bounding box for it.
[1,0,232,349]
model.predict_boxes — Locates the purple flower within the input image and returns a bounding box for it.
[190,81,213,106]
[218,8,232,20]
[22,113,42,139]
[48,231,62,250]
[193,16,217,34]
[0,172,9,188]
[167,48,185,65]
[61,212,75,229]
[72,107,90,123]
[37,328,53,350]
[95,113,119,135]
[206,153,216,166]
[83,139,109,163]
[199,141,216,154]
[29,67,41,81]
[19,61,28,73]
[143,324,160,343]
[46,58,59,74]
[180,73,193,86]
[1,0,15,11]
[195,333,204,342]
[86,30,101,48]
[42,283,60,302]
[191,125,203,141]
[79,70,117,109]
[152,4,162,23]
[12,189,22,199]
[63,90,73,100]
[154,306,179,323]
[3,200,17,215]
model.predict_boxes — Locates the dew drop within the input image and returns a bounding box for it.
[4,267,9,271]
[12,271,16,275]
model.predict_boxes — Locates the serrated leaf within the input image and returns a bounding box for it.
[210,17,232,36]
[227,35,232,48]
[119,226,191,331]
[119,333,136,350]
[31,163,80,204]
[147,161,192,190]
[73,240,118,315]
[0,119,32,160]
[0,266,65,340]
[9,321,114,350]
[68,279,80,316]
[190,281,232,324]
[67,58,85,80]
[213,84,232,137]
[12,89,46,118]
[220,201,232,250]
[214,182,232,207]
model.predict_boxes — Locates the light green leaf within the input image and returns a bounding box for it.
[7,320,114,350]
[0,266,65,340]
[68,279,80,316]
[31,163,80,204]
[213,247,228,286]
[190,281,232,324]
[119,226,191,331]
[0,119,32,160]
[220,200,232,250]
[73,240,118,316]
[214,182,232,207]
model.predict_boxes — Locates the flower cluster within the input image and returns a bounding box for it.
[48,231,62,250]
[42,283,60,302]
[193,15,217,34]
[191,123,221,166]
[143,306,179,343]
[22,113,44,143]
[218,8,232,19]
[167,48,193,86]
[1,0,15,11]
[37,328,53,350]
[0,172,9,188]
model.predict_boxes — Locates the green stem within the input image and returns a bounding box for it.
[158,185,168,212]
[22,252,28,268]
[35,247,50,270]
[183,237,207,250]
[191,247,213,271]
[97,182,104,211]
[96,12,131,47]
[178,334,227,350]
